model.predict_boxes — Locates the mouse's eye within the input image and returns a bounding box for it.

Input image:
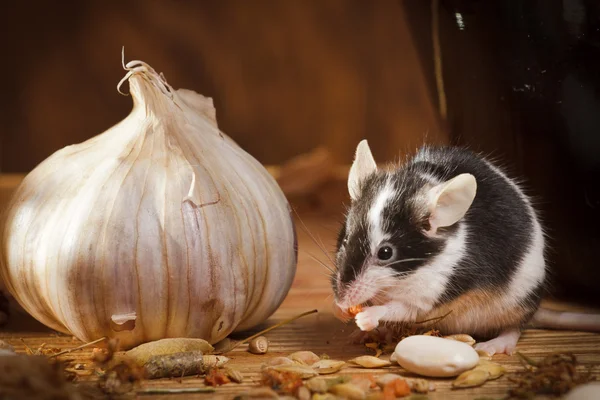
[377,245,394,261]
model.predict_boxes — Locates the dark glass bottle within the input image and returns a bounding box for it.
[405,0,600,304]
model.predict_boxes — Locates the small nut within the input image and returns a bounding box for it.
[248,336,268,354]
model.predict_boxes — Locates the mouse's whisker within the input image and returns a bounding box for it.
[381,258,427,268]
[306,252,335,275]
[291,207,338,269]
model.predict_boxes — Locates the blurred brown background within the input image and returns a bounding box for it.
[1,0,447,173]
[2,0,600,303]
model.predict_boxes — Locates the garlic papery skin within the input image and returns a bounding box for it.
[0,60,297,349]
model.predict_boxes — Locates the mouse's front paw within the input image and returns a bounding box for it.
[355,306,386,331]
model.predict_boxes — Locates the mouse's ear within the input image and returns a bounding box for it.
[426,173,477,234]
[348,140,377,201]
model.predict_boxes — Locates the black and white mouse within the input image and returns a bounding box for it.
[332,140,600,356]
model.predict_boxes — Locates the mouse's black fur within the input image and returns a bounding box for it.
[333,145,545,311]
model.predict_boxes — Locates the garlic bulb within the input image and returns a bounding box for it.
[0,59,297,349]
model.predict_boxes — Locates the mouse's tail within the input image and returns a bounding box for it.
[528,307,600,332]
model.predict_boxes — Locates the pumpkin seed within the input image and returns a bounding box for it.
[329,383,366,400]
[349,355,391,368]
[312,359,345,374]
[443,334,476,346]
[269,364,318,379]
[289,350,321,365]
[452,368,491,388]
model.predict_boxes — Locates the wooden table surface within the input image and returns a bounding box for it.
[1,185,600,399]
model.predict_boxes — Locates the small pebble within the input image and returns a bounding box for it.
[394,335,479,377]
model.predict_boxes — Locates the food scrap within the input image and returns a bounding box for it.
[348,305,363,317]
[205,368,231,386]
[382,378,411,400]
[508,352,595,398]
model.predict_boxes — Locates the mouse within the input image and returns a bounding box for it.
[331,139,600,356]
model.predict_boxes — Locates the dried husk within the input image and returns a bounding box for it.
[0,58,297,349]
[124,338,213,366]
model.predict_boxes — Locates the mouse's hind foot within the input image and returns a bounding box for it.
[474,328,521,356]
